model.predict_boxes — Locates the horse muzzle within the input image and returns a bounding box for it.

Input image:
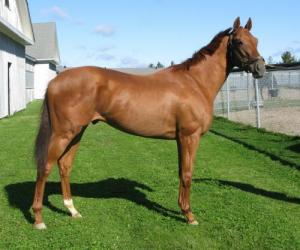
[249,57,266,79]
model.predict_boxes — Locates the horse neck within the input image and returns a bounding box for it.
[187,35,232,103]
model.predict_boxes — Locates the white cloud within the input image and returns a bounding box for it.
[52,6,70,19]
[41,6,71,20]
[93,24,116,37]
[41,6,84,26]
[120,56,147,67]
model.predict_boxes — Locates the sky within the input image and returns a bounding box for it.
[27,0,300,68]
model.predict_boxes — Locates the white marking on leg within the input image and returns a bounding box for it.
[189,220,199,226]
[34,222,47,230]
[64,199,82,218]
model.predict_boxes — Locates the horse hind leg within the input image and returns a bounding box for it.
[58,127,86,218]
[32,129,81,229]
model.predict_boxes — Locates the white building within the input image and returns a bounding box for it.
[0,0,34,118]
[26,22,60,100]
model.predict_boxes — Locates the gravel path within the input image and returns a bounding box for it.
[218,106,300,136]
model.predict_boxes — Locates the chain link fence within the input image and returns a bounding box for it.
[214,67,300,136]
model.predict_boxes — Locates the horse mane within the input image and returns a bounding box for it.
[173,27,232,70]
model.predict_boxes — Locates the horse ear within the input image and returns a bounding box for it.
[233,17,240,31]
[245,18,252,31]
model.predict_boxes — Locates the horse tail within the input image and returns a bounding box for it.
[34,92,52,174]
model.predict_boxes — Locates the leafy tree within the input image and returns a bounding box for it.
[170,61,175,66]
[156,61,164,69]
[148,61,165,69]
[281,51,296,64]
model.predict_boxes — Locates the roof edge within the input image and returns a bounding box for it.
[25,54,37,62]
[0,16,33,45]
[24,0,35,43]
[35,58,60,65]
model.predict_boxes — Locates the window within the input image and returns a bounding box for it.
[49,63,56,71]
[5,0,10,8]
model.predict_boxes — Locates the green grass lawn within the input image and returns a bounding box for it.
[0,101,299,249]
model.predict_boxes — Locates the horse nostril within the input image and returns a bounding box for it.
[255,63,260,71]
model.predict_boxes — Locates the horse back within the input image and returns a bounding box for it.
[47,66,211,138]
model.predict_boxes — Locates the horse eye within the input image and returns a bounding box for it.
[235,40,243,46]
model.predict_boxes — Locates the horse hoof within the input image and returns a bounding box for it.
[188,220,199,226]
[72,213,82,218]
[34,222,47,230]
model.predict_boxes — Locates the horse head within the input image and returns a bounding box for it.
[229,17,266,78]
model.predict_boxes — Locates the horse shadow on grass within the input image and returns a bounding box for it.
[194,178,300,204]
[210,130,300,170]
[5,178,184,224]
[287,143,300,154]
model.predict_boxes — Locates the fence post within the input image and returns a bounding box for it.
[247,73,250,110]
[271,72,274,89]
[226,80,230,119]
[254,78,261,128]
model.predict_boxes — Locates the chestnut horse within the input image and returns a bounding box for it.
[32,17,265,229]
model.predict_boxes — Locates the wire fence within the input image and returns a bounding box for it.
[214,68,300,136]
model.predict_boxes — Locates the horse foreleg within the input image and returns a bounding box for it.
[177,131,200,225]
[58,127,86,218]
